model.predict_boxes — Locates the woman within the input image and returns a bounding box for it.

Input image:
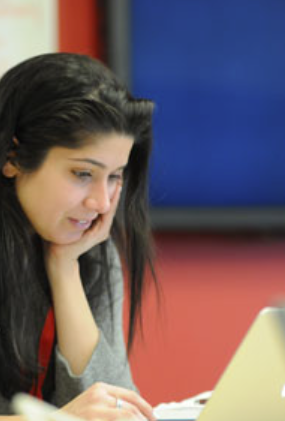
[0,52,156,421]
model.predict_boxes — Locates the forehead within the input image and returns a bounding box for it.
[44,132,134,167]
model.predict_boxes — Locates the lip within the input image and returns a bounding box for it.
[68,218,93,230]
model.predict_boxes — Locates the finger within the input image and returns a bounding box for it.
[118,395,156,421]
[84,184,122,240]
[83,213,110,244]
[89,183,122,231]
[114,402,148,421]
[101,397,148,421]
[104,385,155,421]
[85,406,147,421]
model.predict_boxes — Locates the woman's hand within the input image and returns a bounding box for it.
[45,183,122,280]
[60,382,156,421]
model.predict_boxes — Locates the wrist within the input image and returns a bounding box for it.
[47,257,80,289]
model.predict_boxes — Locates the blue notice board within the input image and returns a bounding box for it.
[130,0,285,209]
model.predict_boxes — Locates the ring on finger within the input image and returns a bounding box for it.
[116,398,124,409]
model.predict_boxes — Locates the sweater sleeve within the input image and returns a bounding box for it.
[52,243,137,407]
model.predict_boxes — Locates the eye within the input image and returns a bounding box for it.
[108,173,124,188]
[109,173,123,183]
[72,170,92,181]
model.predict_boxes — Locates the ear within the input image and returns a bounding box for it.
[2,137,20,178]
[2,160,19,178]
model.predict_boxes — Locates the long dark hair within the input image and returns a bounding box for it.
[0,53,155,397]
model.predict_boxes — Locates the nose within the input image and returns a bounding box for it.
[83,182,111,214]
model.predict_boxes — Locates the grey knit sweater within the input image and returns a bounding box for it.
[0,244,136,415]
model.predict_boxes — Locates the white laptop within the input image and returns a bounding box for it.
[12,307,285,421]
[197,306,285,421]
[155,306,285,421]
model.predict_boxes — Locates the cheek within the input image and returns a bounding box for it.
[45,184,85,215]
[60,189,87,213]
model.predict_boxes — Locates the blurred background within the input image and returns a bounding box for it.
[2,0,285,406]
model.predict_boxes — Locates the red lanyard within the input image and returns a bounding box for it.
[30,307,55,399]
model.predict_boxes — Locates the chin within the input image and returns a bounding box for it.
[46,231,83,245]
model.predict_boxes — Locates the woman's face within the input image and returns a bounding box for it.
[9,133,134,244]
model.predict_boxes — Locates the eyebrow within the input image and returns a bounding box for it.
[69,158,106,168]
[69,158,126,171]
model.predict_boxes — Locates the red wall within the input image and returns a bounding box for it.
[58,0,104,58]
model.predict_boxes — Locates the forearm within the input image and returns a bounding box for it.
[0,417,26,421]
[52,257,137,407]
[50,262,99,376]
